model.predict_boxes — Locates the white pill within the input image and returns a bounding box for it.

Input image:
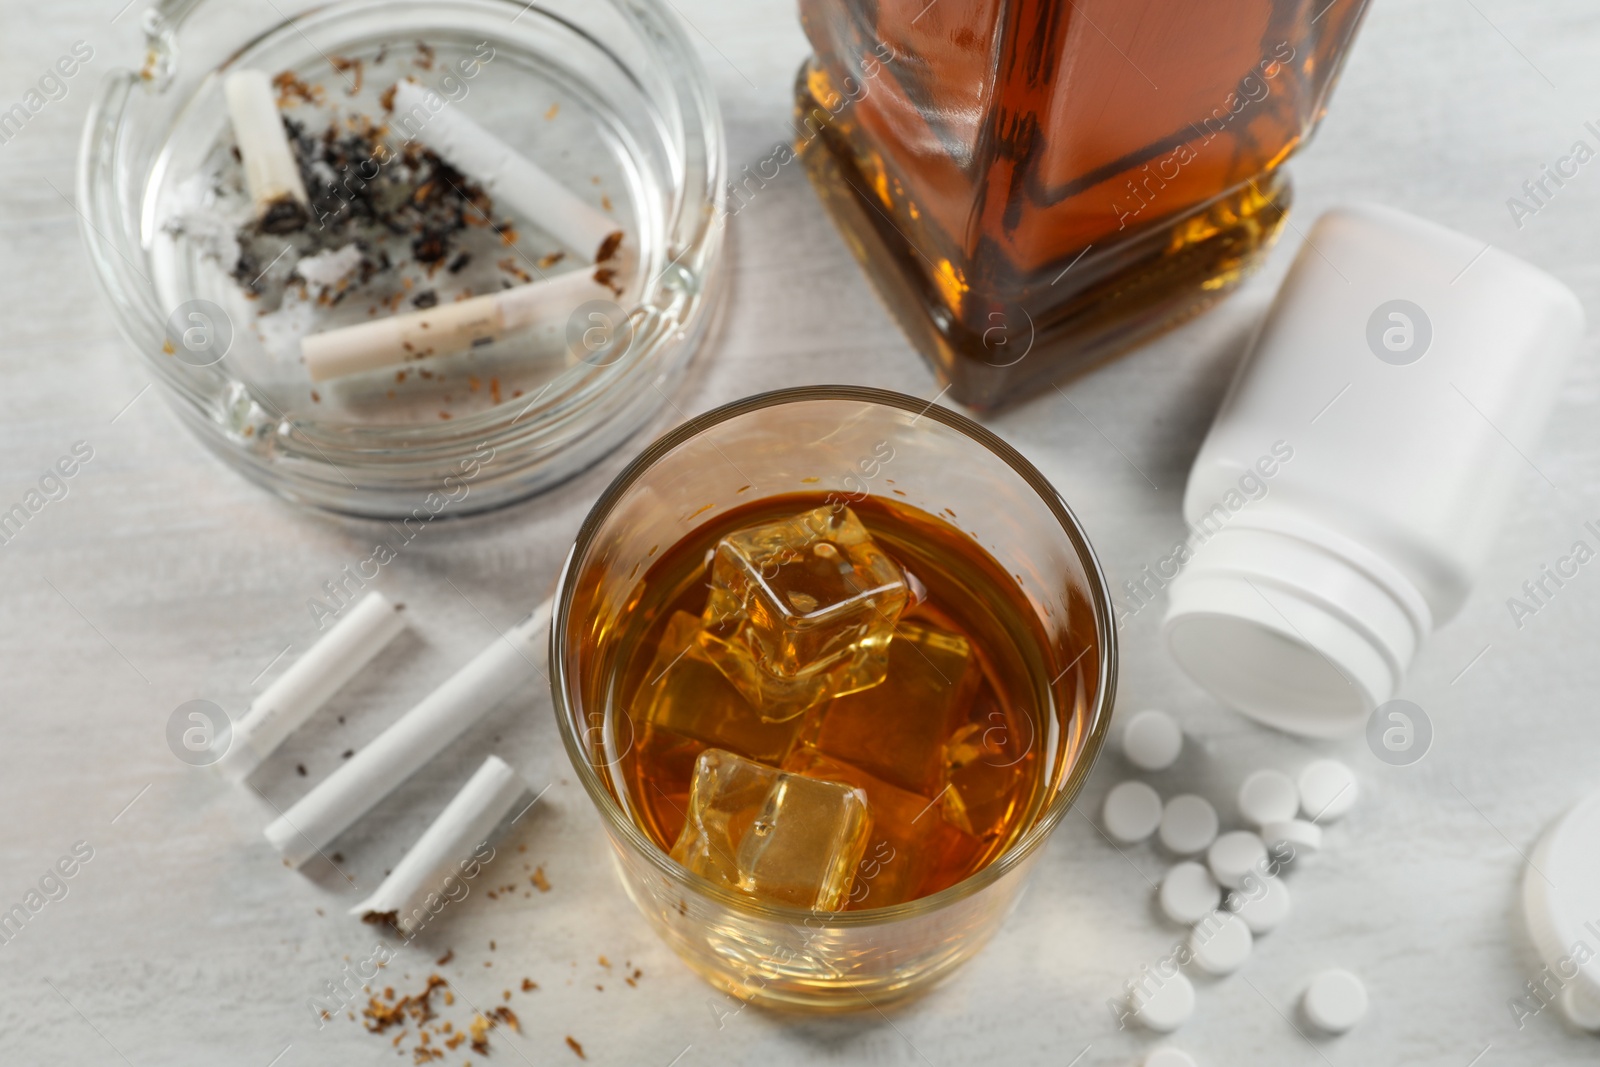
[1302,969,1368,1033]
[1298,759,1358,822]
[1189,909,1253,975]
[1104,780,1164,843]
[1123,709,1184,771]
[1131,970,1195,1032]
[1261,819,1322,857]
[1207,830,1268,890]
[1238,769,1299,825]
[1159,794,1219,855]
[1160,862,1222,925]
[1228,874,1291,934]
[1559,981,1600,1032]
[1144,1048,1199,1067]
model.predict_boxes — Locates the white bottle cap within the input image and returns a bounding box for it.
[1523,786,1600,1009]
[1164,204,1583,736]
[1165,511,1430,736]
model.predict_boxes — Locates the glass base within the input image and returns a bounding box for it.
[795,66,1291,412]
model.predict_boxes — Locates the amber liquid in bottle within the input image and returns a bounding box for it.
[606,493,1066,910]
[793,0,1372,409]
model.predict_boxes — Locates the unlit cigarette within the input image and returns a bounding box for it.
[264,597,551,867]
[300,269,616,381]
[224,69,310,233]
[392,79,620,263]
[351,755,530,932]
[217,591,406,784]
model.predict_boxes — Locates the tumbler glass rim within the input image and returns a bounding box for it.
[549,384,1118,926]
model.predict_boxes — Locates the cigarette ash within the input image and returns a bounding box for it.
[164,49,561,373]
[229,110,516,310]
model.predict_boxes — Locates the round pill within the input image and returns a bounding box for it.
[1207,830,1268,890]
[1159,794,1219,855]
[1189,909,1253,975]
[1160,862,1222,925]
[1238,769,1299,825]
[1261,819,1322,857]
[1144,1048,1199,1067]
[1123,708,1184,771]
[1302,969,1368,1033]
[1132,970,1195,1032]
[1298,760,1358,822]
[1104,780,1164,843]
[1228,874,1291,934]
[1559,981,1600,1032]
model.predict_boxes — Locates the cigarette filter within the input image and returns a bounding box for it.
[300,268,614,382]
[223,69,310,233]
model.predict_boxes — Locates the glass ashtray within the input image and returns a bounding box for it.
[79,0,725,517]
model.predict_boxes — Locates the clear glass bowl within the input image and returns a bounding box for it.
[78,0,725,517]
[550,386,1119,1009]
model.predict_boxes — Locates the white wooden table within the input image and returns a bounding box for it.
[3,2,1598,1064]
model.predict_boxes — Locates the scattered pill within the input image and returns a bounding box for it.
[1132,970,1195,1032]
[1207,831,1268,890]
[1302,968,1368,1033]
[1159,862,1222,925]
[1159,795,1219,855]
[1189,909,1253,975]
[1298,760,1358,822]
[1123,709,1184,771]
[1238,769,1299,825]
[1227,874,1291,934]
[1144,1048,1199,1067]
[1261,819,1322,857]
[1104,781,1164,844]
[1559,982,1600,1032]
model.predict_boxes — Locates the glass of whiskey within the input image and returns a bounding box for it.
[550,387,1117,1008]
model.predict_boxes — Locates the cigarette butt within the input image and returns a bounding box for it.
[392,79,620,263]
[264,597,552,867]
[216,591,407,784]
[351,755,530,933]
[300,269,614,382]
[224,69,310,233]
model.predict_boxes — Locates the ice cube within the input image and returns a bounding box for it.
[784,747,984,907]
[669,748,871,911]
[634,612,809,766]
[700,505,909,719]
[810,617,982,796]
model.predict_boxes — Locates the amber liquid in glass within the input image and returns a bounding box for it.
[606,492,1065,910]
[794,0,1372,409]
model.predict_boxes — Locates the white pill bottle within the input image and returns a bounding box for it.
[1164,204,1584,737]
